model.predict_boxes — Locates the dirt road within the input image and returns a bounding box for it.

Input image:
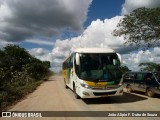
[1,75,160,120]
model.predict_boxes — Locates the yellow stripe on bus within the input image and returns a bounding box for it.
[84,81,107,87]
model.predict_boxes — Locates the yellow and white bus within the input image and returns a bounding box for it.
[62,48,123,99]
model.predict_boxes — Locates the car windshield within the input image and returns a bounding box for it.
[79,53,122,82]
[153,72,160,81]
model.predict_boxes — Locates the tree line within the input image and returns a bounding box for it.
[121,62,160,74]
[0,44,51,110]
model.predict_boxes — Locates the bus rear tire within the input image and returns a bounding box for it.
[64,79,68,89]
[65,84,69,89]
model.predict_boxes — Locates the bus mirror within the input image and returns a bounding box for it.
[76,53,80,65]
[117,53,122,64]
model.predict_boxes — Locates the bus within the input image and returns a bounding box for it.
[62,48,123,99]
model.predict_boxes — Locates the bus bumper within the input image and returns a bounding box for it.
[78,86,124,98]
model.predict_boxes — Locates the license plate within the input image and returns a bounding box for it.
[101,94,108,97]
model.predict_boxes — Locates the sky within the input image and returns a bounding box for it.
[0,0,160,72]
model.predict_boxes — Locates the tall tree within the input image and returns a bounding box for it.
[139,62,160,71]
[113,7,160,49]
[3,45,32,70]
[120,66,131,74]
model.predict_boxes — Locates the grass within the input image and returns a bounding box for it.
[0,80,44,111]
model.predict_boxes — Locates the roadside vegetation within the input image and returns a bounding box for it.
[139,62,160,71]
[120,66,131,74]
[0,44,52,111]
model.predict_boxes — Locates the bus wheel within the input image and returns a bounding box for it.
[126,85,132,93]
[73,84,80,99]
[146,88,154,97]
[64,80,68,89]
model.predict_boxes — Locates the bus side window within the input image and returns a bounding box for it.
[74,54,80,76]
[67,56,73,68]
[70,55,73,68]
[67,58,70,68]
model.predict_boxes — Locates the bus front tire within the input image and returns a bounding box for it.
[73,84,80,99]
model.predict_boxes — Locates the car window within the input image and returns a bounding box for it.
[124,73,135,79]
[146,73,155,81]
[153,72,160,81]
[136,73,144,80]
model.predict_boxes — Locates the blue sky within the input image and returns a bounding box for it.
[85,0,124,26]
[0,0,160,72]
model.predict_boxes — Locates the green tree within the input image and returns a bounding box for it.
[0,50,5,67]
[27,60,50,80]
[43,61,51,68]
[0,44,51,88]
[3,45,32,71]
[139,62,160,71]
[113,7,160,49]
[120,66,131,74]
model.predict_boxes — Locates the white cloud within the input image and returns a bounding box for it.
[28,47,65,72]
[29,48,49,56]
[123,49,160,71]
[0,39,13,49]
[0,0,92,42]
[52,16,126,51]
[0,1,12,21]
[25,39,54,46]
[153,47,160,57]
[121,0,160,15]
[52,16,135,55]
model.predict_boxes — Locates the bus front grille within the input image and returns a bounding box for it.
[93,91,116,96]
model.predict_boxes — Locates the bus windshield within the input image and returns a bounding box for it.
[78,53,122,82]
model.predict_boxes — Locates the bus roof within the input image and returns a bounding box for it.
[63,48,115,62]
[74,48,115,53]
[63,48,116,63]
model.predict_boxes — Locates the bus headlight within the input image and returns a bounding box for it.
[80,83,92,89]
